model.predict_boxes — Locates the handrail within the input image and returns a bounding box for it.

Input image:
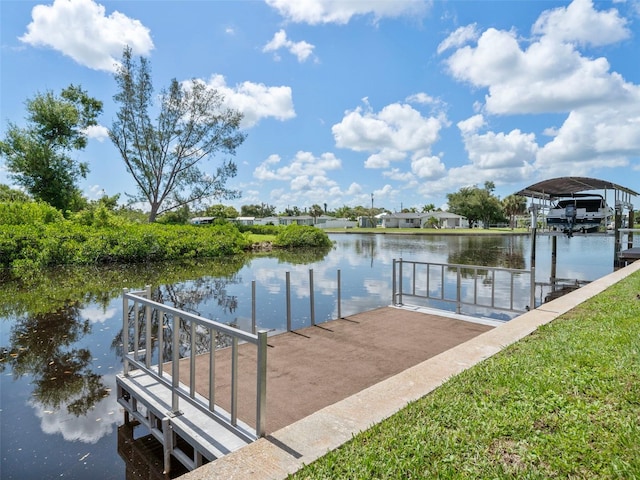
[392,258,536,316]
[121,287,267,438]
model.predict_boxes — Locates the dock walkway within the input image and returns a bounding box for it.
[172,306,497,434]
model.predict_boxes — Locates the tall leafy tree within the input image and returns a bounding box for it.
[205,204,239,219]
[110,47,246,222]
[447,184,504,228]
[240,203,276,217]
[0,85,102,212]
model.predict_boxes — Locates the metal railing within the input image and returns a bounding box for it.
[122,286,268,439]
[392,258,535,316]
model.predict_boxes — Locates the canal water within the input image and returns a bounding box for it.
[0,232,619,479]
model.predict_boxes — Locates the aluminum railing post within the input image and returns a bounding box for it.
[337,269,342,319]
[209,329,215,411]
[456,266,461,314]
[231,337,238,426]
[256,330,268,437]
[309,269,315,326]
[145,285,152,368]
[392,259,396,305]
[189,320,196,398]
[251,280,256,334]
[171,315,180,415]
[122,289,130,375]
[398,258,403,305]
[286,272,291,332]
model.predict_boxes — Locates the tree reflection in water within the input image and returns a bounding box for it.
[112,274,244,364]
[0,303,108,416]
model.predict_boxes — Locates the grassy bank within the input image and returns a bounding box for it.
[291,269,640,479]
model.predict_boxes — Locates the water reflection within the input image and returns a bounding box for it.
[447,235,526,270]
[1,304,109,417]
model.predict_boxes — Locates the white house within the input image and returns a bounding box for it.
[379,211,468,229]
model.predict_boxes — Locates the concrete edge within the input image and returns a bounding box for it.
[178,260,640,480]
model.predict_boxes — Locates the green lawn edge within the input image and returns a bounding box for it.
[290,270,640,479]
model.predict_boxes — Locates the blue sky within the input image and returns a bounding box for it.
[1,0,639,214]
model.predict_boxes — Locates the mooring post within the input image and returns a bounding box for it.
[628,210,635,250]
[530,205,538,270]
[530,266,536,311]
[614,205,623,268]
[551,235,557,289]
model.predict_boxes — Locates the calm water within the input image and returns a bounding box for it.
[0,232,622,479]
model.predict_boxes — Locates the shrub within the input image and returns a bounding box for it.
[0,221,251,278]
[236,224,283,235]
[273,224,333,248]
[0,201,64,225]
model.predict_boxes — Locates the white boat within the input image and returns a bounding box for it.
[546,194,613,235]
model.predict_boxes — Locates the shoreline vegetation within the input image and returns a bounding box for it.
[290,269,640,479]
[0,201,333,281]
[0,200,535,281]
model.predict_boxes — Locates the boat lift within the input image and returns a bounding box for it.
[516,176,638,299]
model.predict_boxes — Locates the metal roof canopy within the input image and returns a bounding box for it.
[516,176,638,200]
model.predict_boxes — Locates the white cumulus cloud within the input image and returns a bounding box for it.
[201,75,296,128]
[20,0,153,72]
[263,29,316,62]
[265,0,428,25]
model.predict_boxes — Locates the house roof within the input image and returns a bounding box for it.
[383,211,466,220]
[516,176,638,199]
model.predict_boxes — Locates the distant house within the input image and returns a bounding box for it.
[278,215,335,226]
[379,211,468,229]
[235,216,255,226]
[254,216,280,226]
[318,218,357,229]
[190,216,215,225]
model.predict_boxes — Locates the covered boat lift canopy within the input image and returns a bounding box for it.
[515,176,638,272]
[516,176,637,208]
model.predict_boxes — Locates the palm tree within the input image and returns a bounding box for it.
[502,194,527,229]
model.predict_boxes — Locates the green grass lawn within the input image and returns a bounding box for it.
[291,270,640,479]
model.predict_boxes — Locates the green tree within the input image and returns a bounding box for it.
[282,206,302,216]
[334,205,355,220]
[205,204,239,219]
[447,184,504,228]
[0,85,102,212]
[0,184,31,202]
[110,47,245,222]
[421,203,436,213]
[309,204,324,223]
[240,203,275,217]
[502,194,527,229]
